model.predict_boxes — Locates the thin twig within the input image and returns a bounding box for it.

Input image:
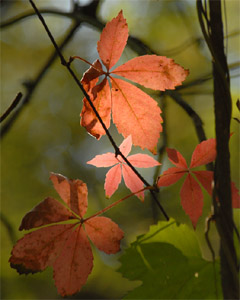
[0,21,81,138]
[83,186,152,222]
[205,214,219,299]
[28,0,169,220]
[0,92,22,123]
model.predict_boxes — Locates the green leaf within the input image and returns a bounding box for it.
[118,219,222,299]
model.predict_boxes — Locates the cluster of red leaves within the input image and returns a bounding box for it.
[80,10,189,154]
[9,173,124,297]
[9,9,239,299]
[87,135,160,200]
[157,138,240,228]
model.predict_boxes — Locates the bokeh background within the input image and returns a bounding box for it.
[1,0,239,299]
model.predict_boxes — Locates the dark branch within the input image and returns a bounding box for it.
[0,92,22,123]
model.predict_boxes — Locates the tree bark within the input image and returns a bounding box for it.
[209,0,239,298]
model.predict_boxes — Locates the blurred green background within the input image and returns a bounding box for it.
[1,0,239,299]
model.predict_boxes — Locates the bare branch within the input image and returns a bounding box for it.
[0,92,22,123]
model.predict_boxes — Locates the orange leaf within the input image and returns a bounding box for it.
[113,55,189,90]
[81,59,104,90]
[79,11,189,152]
[127,154,160,168]
[97,10,128,70]
[10,224,76,274]
[50,173,88,218]
[104,164,122,198]
[52,225,93,297]
[19,197,72,231]
[180,174,203,229]
[111,78,162,154]
[122,164,144,200]
[190,138,216,168]
[10,175,124,297]
[85,216,124,254]
[80,77,111,139]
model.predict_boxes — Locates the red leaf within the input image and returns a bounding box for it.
[19,197,72,231]
[81,59,104,90]
[9,224,76,273]
[104,164,122,198]
[80,77,111,140]
[119,134,132,157]
[87,152,117,167]
[128,154,160,168]
[180,174,203,229]
[193,171,240,209]
[122,164,144,200]
[97,10,128,70]
[157,167,186,187]
[193,170,213,196]
[190,138,216,168]
[50,173,88,218]
[79,11,188,151]
[85,216,124,254]
[88,136,159,198]
[113,55,189,91]
[10,175,124,296]
[53,225,93,297]
[166,148,188,168]
[111,77,162,154]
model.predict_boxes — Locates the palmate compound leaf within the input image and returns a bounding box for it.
[157,138,240,228]
[80,10,189,153]
[87,135,160,200]
[9,173,124,297]
[118,219,222,299]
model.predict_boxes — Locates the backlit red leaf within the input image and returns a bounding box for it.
[104,164,122,198]
[85,216,124,254]
[193,170,213,196]
[50,173,88,218]
[97,10,128,70]
[119,134,132,157]
[80,77,111,139]
[166,148,188,168]
[190,138,216,168]
[53,225,93,297]
[122,164,144,200]
[88,136,159,198]
[9,224,76,274]
[87,152,117,167]
[180,174,203,229]
[19,197,72,231]
[113,55,189,91]
[10,175,125,296]
[128,154,160,168]
[81,59,103,90]
[157,167,187,187]
[111,77,162,154]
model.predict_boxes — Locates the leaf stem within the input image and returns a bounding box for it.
[83,186,152,222]
[69,56,107,74]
